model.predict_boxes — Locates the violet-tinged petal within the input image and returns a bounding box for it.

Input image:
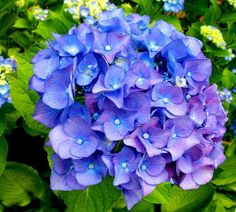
[122,188,143,210]
[33,99,62,128]
[140,180,156,196]
[184,58,212,82]
[50,170,72,191]
[192,166,214,185]
[113,170,130,186]
[33,53,59,80]
[52,154,70,175]
[104,66,125,89]
[123,129,146,153]
[58,35,83,56]
[76,54,99,86]
[43,69,74,109]
[29,75,45,93]
[179,173,199,190]
[105,88,124,109]
[76,171,102,186]
[73,154,107,186]
[125,92,151,125]
[49,125,70,157]
[177,154,194,173]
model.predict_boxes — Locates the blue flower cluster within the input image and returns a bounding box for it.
[0,56,16,108]
[30,8,227,209]
[219,88,233,103]
[158,0,185,13]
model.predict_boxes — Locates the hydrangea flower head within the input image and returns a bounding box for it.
[201,25,226,49]
[157,0,185,13]
[219,88,233,103]
[0,56,16,108]
[228,0,236,8]
[200,25,235,61]
[64,0,111,20]
[30,7,227,210]
[32,6,49,21]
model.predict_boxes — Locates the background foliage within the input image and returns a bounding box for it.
[0,0,236,211]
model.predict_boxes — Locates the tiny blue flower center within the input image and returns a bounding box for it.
[176,77,187,87]
[143,133,150,139]
[141,164,147,171]
[0,86,8,95]
[115,58,125,66]
[69,46,79,55]
[121,162,128,169]
[87,17,95,25]
[114,119,121,125]
[105,45,112,51]
[88,163,95,169]
[137,77,145,83]
[112,84,119,89]
[149,41,159,51]
[187,72,191,77]
[85,69,91,76]
[80,9,89,17]
[186,94,191,101]
[77,138,84,145]
[92,112,99,120]
[105,139,112,147]
[162,97,169,103]
[88,64,95,69]
[172,133,177,138]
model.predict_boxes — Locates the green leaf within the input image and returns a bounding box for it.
[222,68,236,89]
[131,0,156,17]
[7,49,49,136]
[121,3,136,14]
[0,204,3,212]
[13,18,31,29]
[10,31,33,48]
[49,10,75,29]
[8,76,49,136]
[0,11,17,36]
[204,5,221,25]
[210,0,218,6]
[186,22,202,38]
[44,146,54,169]
[161,184,215,212]
[204,200,226,212]
[225,141,236,158]
[8,49,36,84]
[185,0,208,15]
[34,18,70,40]
[212,157,236,186]
[214,193,236,209]
[205,44,231,58]
[0,0,17,13]
[1,104,21,135]
[0,136,8,176]
[0,113,5,136]
[0,162,45,207]
[61,176,121,212]
[220,181,236,192]
[131,200,154,212]
[144,183,170,204]
[220,12,236,23]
